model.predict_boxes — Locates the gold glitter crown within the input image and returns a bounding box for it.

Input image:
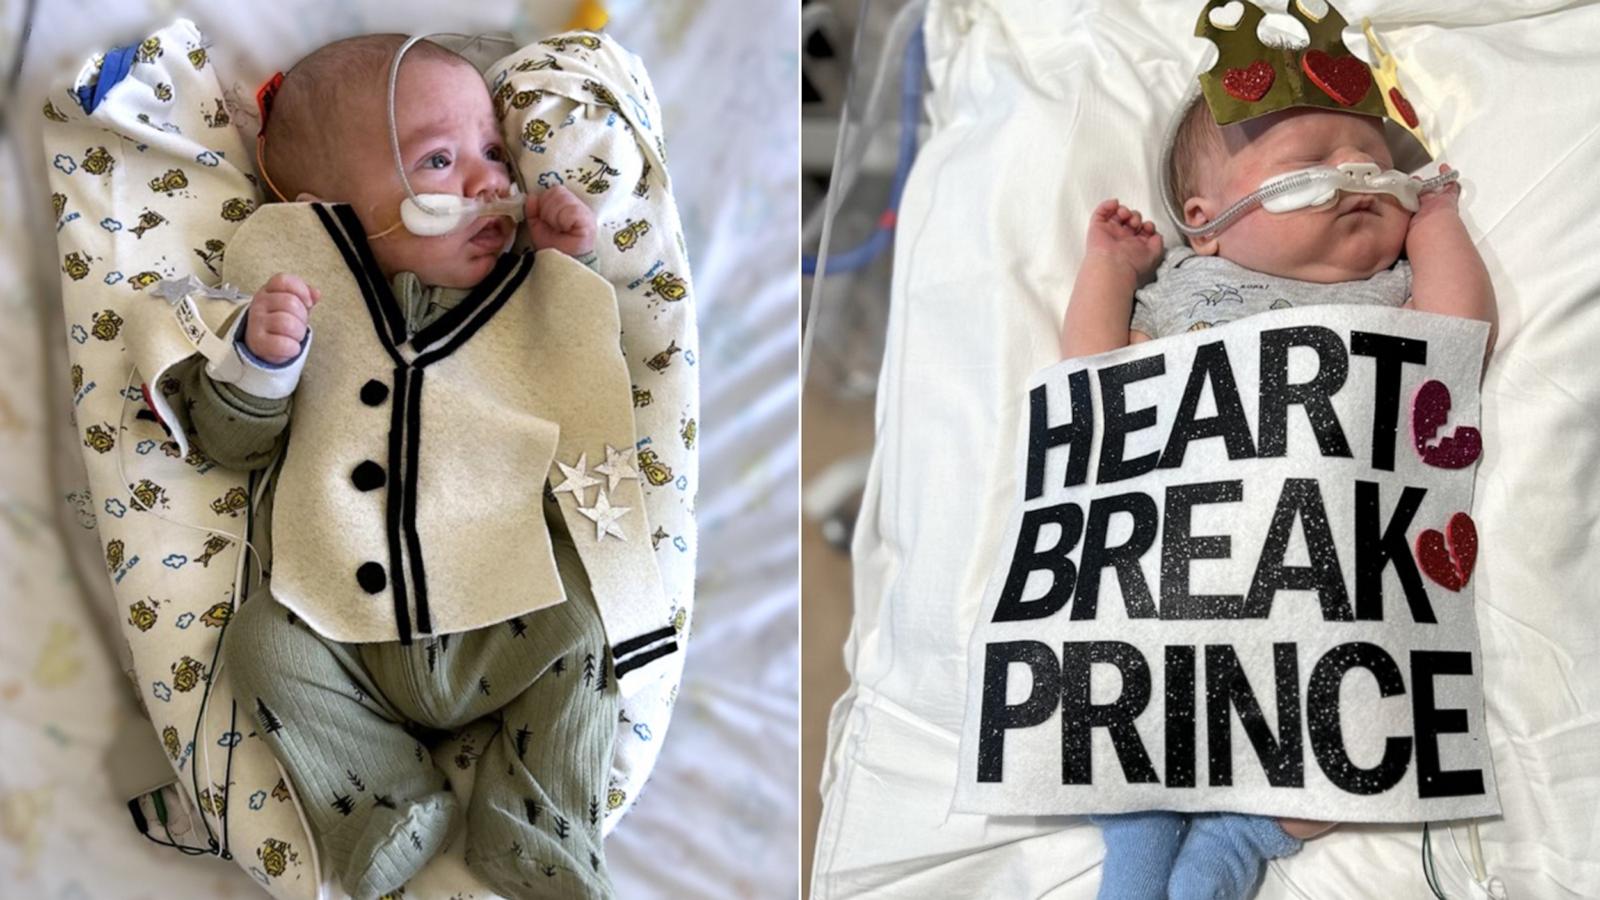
[1196,0,1432,158]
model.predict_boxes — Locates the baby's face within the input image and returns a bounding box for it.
[1193,109,1411,283]
[332,57,517,289]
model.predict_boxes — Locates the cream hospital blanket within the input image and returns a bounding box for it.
[41,18,697,898]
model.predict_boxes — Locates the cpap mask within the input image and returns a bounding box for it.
[1158,84,1460,241]
[374,33,526,240]
[393,190,525,237]
[1170,161,1460,239]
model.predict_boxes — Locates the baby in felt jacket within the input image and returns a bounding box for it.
[182,34,672,900]
[1057,85,1497,900]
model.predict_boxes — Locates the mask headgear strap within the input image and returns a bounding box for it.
[386,34,442,220]
[375,32,521,240]
[1160,80,1230,239]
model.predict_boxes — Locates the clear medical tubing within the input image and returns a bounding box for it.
[383,32,524,237]
[1158,82,1458,240]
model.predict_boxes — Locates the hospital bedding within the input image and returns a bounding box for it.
[813,0,1600,897]
[0,0,798,897]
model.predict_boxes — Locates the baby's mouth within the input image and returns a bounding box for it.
[1339,195,1379,216]
[468,217,508,247]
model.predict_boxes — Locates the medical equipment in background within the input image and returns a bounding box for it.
[801,0,928,549]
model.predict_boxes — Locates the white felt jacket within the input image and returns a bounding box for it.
[222,202,677,696]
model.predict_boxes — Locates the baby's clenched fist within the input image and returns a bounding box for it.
[1085,198,1164,281]
[1410,163,1461,226]
[523,184,597,258]
[245,273,321,365]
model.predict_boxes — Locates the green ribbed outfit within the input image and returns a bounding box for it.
[189,272,618,900]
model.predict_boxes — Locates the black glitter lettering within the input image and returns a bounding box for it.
[1412,651,1485,798]
[1307,642,1410,795]
[1204,644,1304,788]
[1259,326,1351,459]
[1061,641,1157,785]
[1026,372,1095,500]
[1245,478,1353,621]
[1350,331,1427,471]
[1074,492,1158,620]
[977,641,1061,783]
[1098,354,1167,484]
[1159,341,1256,468]
[1161,480,1244,619]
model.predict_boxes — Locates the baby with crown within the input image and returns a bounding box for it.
[1057,2,1497,898]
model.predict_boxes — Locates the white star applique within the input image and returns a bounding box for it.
[152,276,250,305]
[577,489,631,542]
[594,444,640,492]
[205,282,252,302]
[151,275,203,304]
[553,453,603,503]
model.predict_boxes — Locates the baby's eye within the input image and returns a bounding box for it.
[424,152,451,170]
[486,145,507,163]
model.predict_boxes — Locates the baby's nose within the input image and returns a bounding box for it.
[467,162,512,200]
[1330,148,1378,168]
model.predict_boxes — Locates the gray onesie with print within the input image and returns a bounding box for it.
[1129,246,1413,338]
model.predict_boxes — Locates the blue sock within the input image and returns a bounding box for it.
[1092,811,1186,900]
[1167,813,1302,900]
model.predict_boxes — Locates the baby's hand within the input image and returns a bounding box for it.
[1086,199,1163,280]
[245,273,319,365]
[1411,163,1461,225]
[524,185,597,258]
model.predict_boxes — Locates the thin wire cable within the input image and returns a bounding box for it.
[116,364,266,854]
[115,355,288,856]
[800,20,923,278]
[1433,826,1459,890]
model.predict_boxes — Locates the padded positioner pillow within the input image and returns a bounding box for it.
[43,19,697,897]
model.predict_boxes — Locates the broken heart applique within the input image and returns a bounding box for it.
[1389,87,1419,128]
[1223,60,1275,102]
[1415,512,1478,592]
[1412,379,1482,469]
[1301,49,1371,106]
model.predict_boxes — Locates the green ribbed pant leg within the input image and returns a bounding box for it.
[221,586,460,900]
[457,532,621,900]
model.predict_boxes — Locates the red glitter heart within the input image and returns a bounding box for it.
[1412,379,1482,469]
[1223,60,1275,102]
[1389,87,1419,128]
[1415,512,1478,592]
[1301,50,1371,107]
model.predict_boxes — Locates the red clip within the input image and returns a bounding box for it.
[255,71,284,136]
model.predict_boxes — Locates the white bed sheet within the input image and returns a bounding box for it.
[0,1,798,897]
[814,1,1600,897]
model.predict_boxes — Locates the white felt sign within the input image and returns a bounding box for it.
[955,305,1500,823]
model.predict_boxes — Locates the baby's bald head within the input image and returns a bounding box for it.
[260,34,474,201]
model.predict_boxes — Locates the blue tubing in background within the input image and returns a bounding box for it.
[802,20,925,277]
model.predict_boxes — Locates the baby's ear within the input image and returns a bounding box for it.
[1184,196,1220,256]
